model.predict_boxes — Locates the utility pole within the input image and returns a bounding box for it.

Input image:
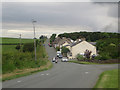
[32,19,37,61]
[20,34,21,52]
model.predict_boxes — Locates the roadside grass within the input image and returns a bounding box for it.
[68,60,120,65]
[93,69,119,89]
[2,61,53,81]
[68,60,99,64]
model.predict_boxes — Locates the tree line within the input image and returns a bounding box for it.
[58,32,119,42]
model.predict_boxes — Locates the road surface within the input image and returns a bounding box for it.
[2,39,118,88]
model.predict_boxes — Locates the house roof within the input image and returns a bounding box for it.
[88,42,96,45]
[71,40,83,47]
[71,40,96,47]
[53,37,73,45]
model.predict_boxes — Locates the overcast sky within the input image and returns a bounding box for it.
[2,1,118,38]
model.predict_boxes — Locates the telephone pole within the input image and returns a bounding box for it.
[32,19,37,61]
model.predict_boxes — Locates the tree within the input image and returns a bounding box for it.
[39,35,44,39]
[50,34,56,44]
[61,47,70,57]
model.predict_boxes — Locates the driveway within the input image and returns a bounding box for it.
[2,39,118,88]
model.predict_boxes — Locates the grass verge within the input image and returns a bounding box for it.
[68,60,120,65]
[93,69,119,89]
[2,60,53,81]
[68,60,99,64]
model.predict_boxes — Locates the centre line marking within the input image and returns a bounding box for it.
[46,73,49,75]
[41,74,44,75]
[85,72,89,74]
[17,81,21,83]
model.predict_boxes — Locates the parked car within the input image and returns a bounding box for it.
[52,57,56,62]
[59,54,63,58]
[52,57,58,63]
[57,51,61,57]
[61,57,68,62]
[55,59,58,63]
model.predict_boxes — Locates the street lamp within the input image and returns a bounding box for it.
[32,19,37,61]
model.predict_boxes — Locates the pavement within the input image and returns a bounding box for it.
[2,39,118,88]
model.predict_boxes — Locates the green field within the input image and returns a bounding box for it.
[2,45,18,53]
[1,37,34,44]
[94,69,119,89]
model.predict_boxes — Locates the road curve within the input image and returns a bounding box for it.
[2,39,118,88]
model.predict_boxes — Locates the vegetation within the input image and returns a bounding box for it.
[2,37,52,81]
[94,69,119,88]
[56,46,60,51]
[50,34,56,44]
[2,42,47,74]
[39,35,47,43]
[68,60,98,64]
[22,43,34,52]
[1,37,34,45]
[58,32,118,42]
[2,61,53,81]
[15,44,21,51]
[2,45,18,53]
[76,54,84,61]
[61,46,70,56]
[96,38,119,60]
[39,35,47,40]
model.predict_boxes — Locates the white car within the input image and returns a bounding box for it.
[52,57,56,62]
[61,57,68,62]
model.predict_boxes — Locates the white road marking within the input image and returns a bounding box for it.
[17,81,21,83]
[41,74,44,75]
[85,72,89,74]
[46,73,49,75]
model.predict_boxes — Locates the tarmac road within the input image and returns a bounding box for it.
[2,39,118,88]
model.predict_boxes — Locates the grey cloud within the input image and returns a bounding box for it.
[91,0,119,2]
[2,2,118,38]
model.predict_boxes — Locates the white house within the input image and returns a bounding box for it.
[67,40,97,59]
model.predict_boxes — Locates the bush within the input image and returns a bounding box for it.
[2,52,48,74]
[95,53,111,60]
[56,46,60,51]
[76,54,84,61]
[23,43,34,52]
[15,44,21,50]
